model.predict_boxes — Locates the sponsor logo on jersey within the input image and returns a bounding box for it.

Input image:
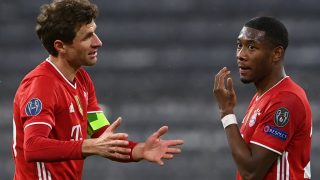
[25,98,42,116]
[263,125,288,141]
[274,107,290,127]
[71,124,83,141]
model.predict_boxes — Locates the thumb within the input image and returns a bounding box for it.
[106,117,122,133]
[152,126,168,139]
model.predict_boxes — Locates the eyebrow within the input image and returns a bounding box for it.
[80,23,97,40]
[237,38,257,44]
[82,32,94,40]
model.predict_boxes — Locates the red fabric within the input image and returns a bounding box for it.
[237,77,311,180]
[13,60,99,179]
[13,60,139,180]
[24,124,83,162]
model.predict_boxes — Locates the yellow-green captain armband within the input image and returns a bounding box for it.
[87,111,110,136]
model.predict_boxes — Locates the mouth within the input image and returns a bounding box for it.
[238,65,251,76]
[88,51,98,58]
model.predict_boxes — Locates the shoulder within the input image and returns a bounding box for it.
[23,61,57,82]
[271,77,309,108]
[18,63,60,95]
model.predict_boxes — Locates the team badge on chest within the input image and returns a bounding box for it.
[274,107,290,127]
[248,108,261,127]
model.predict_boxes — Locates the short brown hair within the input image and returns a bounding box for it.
[36,0,98,56]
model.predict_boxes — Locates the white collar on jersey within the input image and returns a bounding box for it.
[46,58,77,89]
[255,76,289,101]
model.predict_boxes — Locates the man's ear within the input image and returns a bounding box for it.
[53,40,66,54]
[273,46,284,63]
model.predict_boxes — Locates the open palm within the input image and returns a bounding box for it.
[143,126,184,165]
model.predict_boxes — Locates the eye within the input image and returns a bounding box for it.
[236,42,242,49]
[248,44,255,50]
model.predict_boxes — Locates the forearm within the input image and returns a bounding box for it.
[225,125,256,173]
[24,135,83,162]
[225,125,273,180]
[223,115,278,179]
[220,113,256,173]
[24,124,83,162]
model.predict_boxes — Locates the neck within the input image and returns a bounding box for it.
[255,67,286,96]
[49,55,79,83]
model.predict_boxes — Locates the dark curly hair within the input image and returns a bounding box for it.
[36,0,98,56]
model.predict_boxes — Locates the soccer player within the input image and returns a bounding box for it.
[12,0,183,179]
[213,17,312,179]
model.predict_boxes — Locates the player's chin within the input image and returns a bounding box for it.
[240,77,252,84]
[85,58,98,66]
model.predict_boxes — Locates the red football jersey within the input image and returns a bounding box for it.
[237,77,312,180]
[13,59,101,180]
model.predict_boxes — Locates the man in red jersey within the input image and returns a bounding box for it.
[213,17,312,180]
[12,0,183,179]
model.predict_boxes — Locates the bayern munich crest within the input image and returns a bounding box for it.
[25,98,42,116]
[274,107,290,127]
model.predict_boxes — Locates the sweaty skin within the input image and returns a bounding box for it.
[238,27,266,43]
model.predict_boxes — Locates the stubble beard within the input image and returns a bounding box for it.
[240,77,252,84]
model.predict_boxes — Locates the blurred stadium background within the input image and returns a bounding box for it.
[1,0,319,179]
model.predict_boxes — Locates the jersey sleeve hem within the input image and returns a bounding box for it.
[250,141,282,155]
[24,122,52,131]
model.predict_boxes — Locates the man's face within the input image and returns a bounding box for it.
[236,26,274,84]
[64,21,102,68]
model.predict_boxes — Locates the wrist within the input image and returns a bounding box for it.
[131,143,145,161]
[221,114,237,129]
[81,139,95,158]
[220,110,234,119]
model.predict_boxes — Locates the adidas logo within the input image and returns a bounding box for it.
[69,103,75,113]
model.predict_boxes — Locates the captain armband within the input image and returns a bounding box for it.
[221,114,237,129]
[87,111,110,136]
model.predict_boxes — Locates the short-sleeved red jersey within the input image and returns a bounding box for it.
[13,59,101,180]
[237,77,312,180]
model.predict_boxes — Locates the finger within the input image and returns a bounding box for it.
[152,126,169,138]
[166,147,181,154]
[106,117,122,133]
[108,133,128,140]
[216,68,230,90]
[227,77,235,93]
[214,67,226,89]
[162,153,174,159]
[165,139,184,146]
[156,159,164,166]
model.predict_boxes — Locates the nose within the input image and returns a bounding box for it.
[236,47,246,61]
[92,33,102,48]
